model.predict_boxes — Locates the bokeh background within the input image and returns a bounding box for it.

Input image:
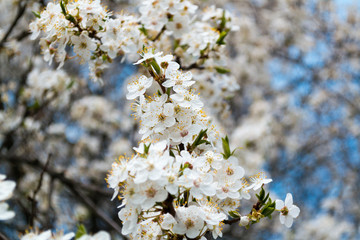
[1,0,360,239]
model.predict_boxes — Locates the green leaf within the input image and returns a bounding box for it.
[169,150,175,158]
[60,0,67,16]
[219,10,227,32]
[228,211,240,218]
[75,224,87,239]
[261,207,275,217]
[216,30,229,45]
[32,11,41,18]
[29,100,40,110]
[191,129,208,150]
[222,136,232,159]
[67,80,75,89]
[65,14,76,24]
[139,25,148,36]
[215,66,231,74]
[263,193,270,203]
[259,188,265,201]
[150,59,161,75]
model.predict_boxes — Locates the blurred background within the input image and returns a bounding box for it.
[1,0,360,239]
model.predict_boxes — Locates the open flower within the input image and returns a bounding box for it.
[249,172,272,190]
[173,206,205,238]
[71,32,97,61]
[126,75,153,100]
[275,193,300,228]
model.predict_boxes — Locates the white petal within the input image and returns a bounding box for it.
[279,214,285,224]
[275,200,284,210]
[285,193,293,207]
[284,216,293,228]
[289,205,300,218]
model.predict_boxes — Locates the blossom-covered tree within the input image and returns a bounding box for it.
[0,0,359,239]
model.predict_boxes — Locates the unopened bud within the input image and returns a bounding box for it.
[239,216,249,226]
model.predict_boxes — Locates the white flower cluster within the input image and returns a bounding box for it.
[23,68,75,107]
[139,1,239,66]
[70,96,122,135]
[20,229,110,240]
[107,52,292,239]
[30,0,238,84]
[0,174,16,221]
[21,230,74,240]
[29,0,145,81]
[128,52,215,143]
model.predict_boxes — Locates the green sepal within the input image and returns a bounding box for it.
[144,143,151,154]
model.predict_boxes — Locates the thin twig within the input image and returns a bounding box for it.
[2,155,120,233]
[152,26,166,42]
[29,154,52,227]
[0,232,10,240]
[0,0,28,48]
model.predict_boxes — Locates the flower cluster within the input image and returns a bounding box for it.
[29,0,145,81]
[128,51,216,143]
[20,229,110,240]
[108,51,299,239]
[23,67,75,108]
[0,174,16,221]
[29,0,238,84]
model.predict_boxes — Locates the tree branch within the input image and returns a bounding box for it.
[0,0,28,48]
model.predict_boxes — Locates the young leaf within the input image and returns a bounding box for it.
[75,224,87,239]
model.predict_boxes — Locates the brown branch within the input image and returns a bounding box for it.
[0,0,28,48]
[0,232,10,240]
[2,155,120,233]
[152,26,166,42]
[67,184,123,235]
[29,154,52,227]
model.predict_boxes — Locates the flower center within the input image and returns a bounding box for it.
[176,23,183,30]
[80,42,87,49]
[185,218,194,229]
[145,187,157,198]
[158,113,166,122]
[281,206,289,216]
[226,167,234,176]
[180,130,189,137]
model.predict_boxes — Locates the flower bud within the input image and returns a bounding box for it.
[239,216,250,226]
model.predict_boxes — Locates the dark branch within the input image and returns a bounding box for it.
[0,0,28,48]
